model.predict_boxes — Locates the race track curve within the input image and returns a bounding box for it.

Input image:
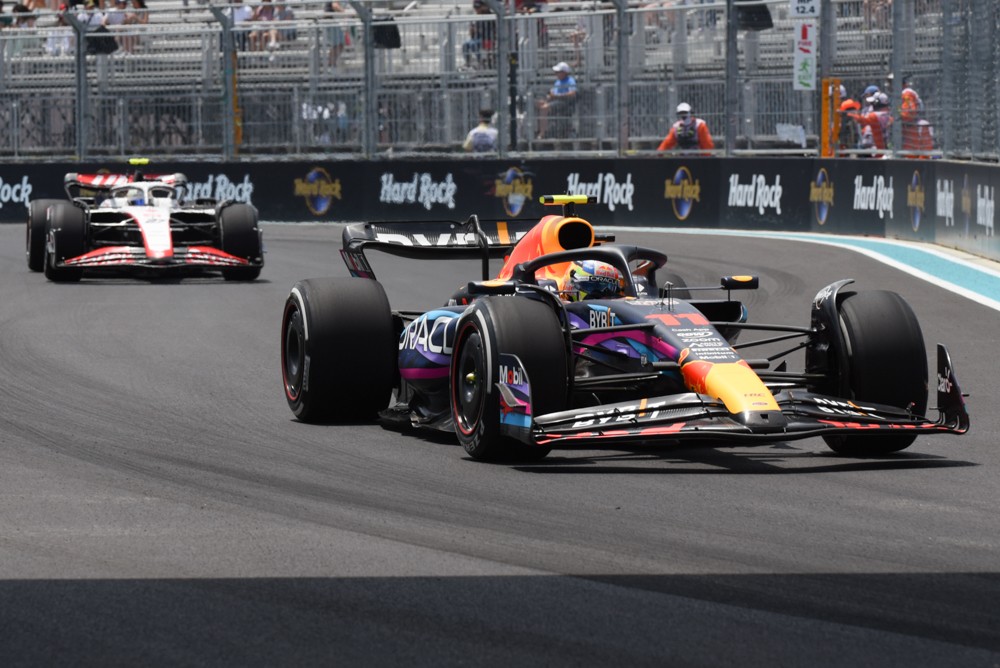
[1,221,998,667]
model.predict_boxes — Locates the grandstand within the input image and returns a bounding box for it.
[0,0,995,161]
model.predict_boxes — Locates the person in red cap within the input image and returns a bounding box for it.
[836,96,861,156]
[657,102,714,153]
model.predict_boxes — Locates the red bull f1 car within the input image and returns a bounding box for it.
[280,195,969,461]
[26,169,263,281]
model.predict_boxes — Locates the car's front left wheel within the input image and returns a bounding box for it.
[27,199,62,272]
[43,203,86,283]
[451,296,568,462]
[822,290,928,456]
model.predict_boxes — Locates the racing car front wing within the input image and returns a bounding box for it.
[64,245,256,270]
[530,344,969,447]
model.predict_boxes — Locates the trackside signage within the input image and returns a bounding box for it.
[3,159,999,263]
[0,175,32,209]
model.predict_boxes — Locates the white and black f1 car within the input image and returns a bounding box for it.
[280,195,969,462]
[26,168,263,281]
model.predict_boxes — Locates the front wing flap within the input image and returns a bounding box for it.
[531,345,969,447]
[63,246,258,270]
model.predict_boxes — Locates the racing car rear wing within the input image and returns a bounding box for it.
[341,196,615,282]
[64,172,188,202]
[340,216,537,281]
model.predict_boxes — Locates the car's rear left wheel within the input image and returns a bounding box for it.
[281,278,397,423]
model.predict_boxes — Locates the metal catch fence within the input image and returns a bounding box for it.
[0,0,995,161]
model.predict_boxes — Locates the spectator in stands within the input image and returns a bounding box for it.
[44,4,75,55]
[324,1,349,68]
[462,0,495,70]
[859,84,879,114]
[226,0,252,50]
[657,102,714,153]
[0,1,13,29]
[103,0,128,49]
[847,91,893,155]
[8,3,37,56]
[247,0,280,53]
[119,0,146,52]
[515,0,546,13]
[76,0,103,28]
[900,76,932,158]
[463,109,499,152]
[535,61,577,140]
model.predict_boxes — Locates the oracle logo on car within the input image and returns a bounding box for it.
[0,175,33,209]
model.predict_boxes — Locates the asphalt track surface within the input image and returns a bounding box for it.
[2,221,999,667]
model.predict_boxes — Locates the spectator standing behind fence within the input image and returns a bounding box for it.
[8,2,38,56]
[657,102,714,153]
[900,76,933,158]
[119,0,146,52]
[324,1,349,68]
[0,1,12,29]
[535,61,576,140]
[837,96,861,156]
[462,0,494,70]
[463,109,498,153]
[847,91,893,156]
[247,0,279,53]
[44,4,75,54]
[103,0,128,49]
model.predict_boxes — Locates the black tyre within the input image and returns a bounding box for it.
[219,203,263,281]
[450,297,568,462]
[823,290,928,455]
[43,203,86,283]
[27,199,61,272]
[281,278,397,423]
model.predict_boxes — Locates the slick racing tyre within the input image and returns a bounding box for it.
[281,277,397,423]
[450,296,568,462]
[219,203,263,281]
[823,290,928,456]
[43,203,86,283]
[27,199,61,272]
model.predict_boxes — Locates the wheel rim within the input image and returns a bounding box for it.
[282,305,305,400]
[454,331,486,435]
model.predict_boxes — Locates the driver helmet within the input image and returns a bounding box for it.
[564,260,625,301]
[128,188,145,205]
